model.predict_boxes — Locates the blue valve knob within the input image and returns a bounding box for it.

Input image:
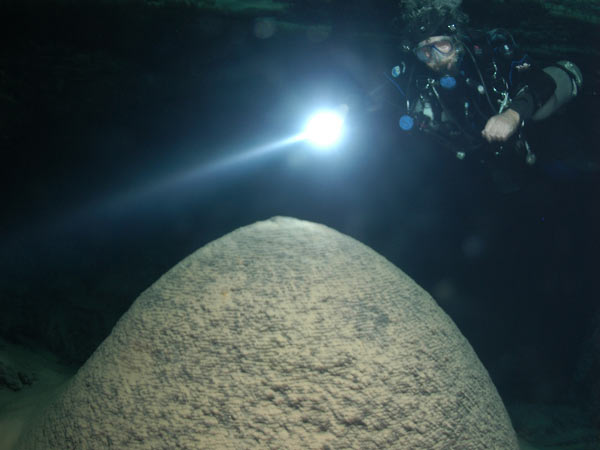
[440,75,457,89]
[399,115,414,131]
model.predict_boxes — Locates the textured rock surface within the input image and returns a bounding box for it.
[0,347,35,392]
[16,217,518,449]
[0,360,26,391]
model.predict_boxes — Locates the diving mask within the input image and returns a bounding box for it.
[414,38,455,63]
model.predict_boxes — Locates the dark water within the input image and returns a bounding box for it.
[1,0,599,446]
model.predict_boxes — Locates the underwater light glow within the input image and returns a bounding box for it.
[302,110,345,149]
[37,105,348,234]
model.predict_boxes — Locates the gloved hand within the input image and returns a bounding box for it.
[481,108,521,143]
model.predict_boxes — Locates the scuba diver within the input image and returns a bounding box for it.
[385,1,583,189]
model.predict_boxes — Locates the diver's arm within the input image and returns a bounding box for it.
[481,66,556,142]
[508,67,558,120]
[482,108,520,142]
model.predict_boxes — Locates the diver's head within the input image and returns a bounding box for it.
[414,35,462,73]
[397,1,469,71]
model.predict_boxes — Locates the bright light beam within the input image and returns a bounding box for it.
[101,109,347,212]
[301,109,346,149]
[4,133,307,244]
[17,107,346,240]
[105,134,304,212]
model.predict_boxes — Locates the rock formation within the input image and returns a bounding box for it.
[16,217,518,449]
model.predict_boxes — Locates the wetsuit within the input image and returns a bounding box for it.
[388,28,573,164]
